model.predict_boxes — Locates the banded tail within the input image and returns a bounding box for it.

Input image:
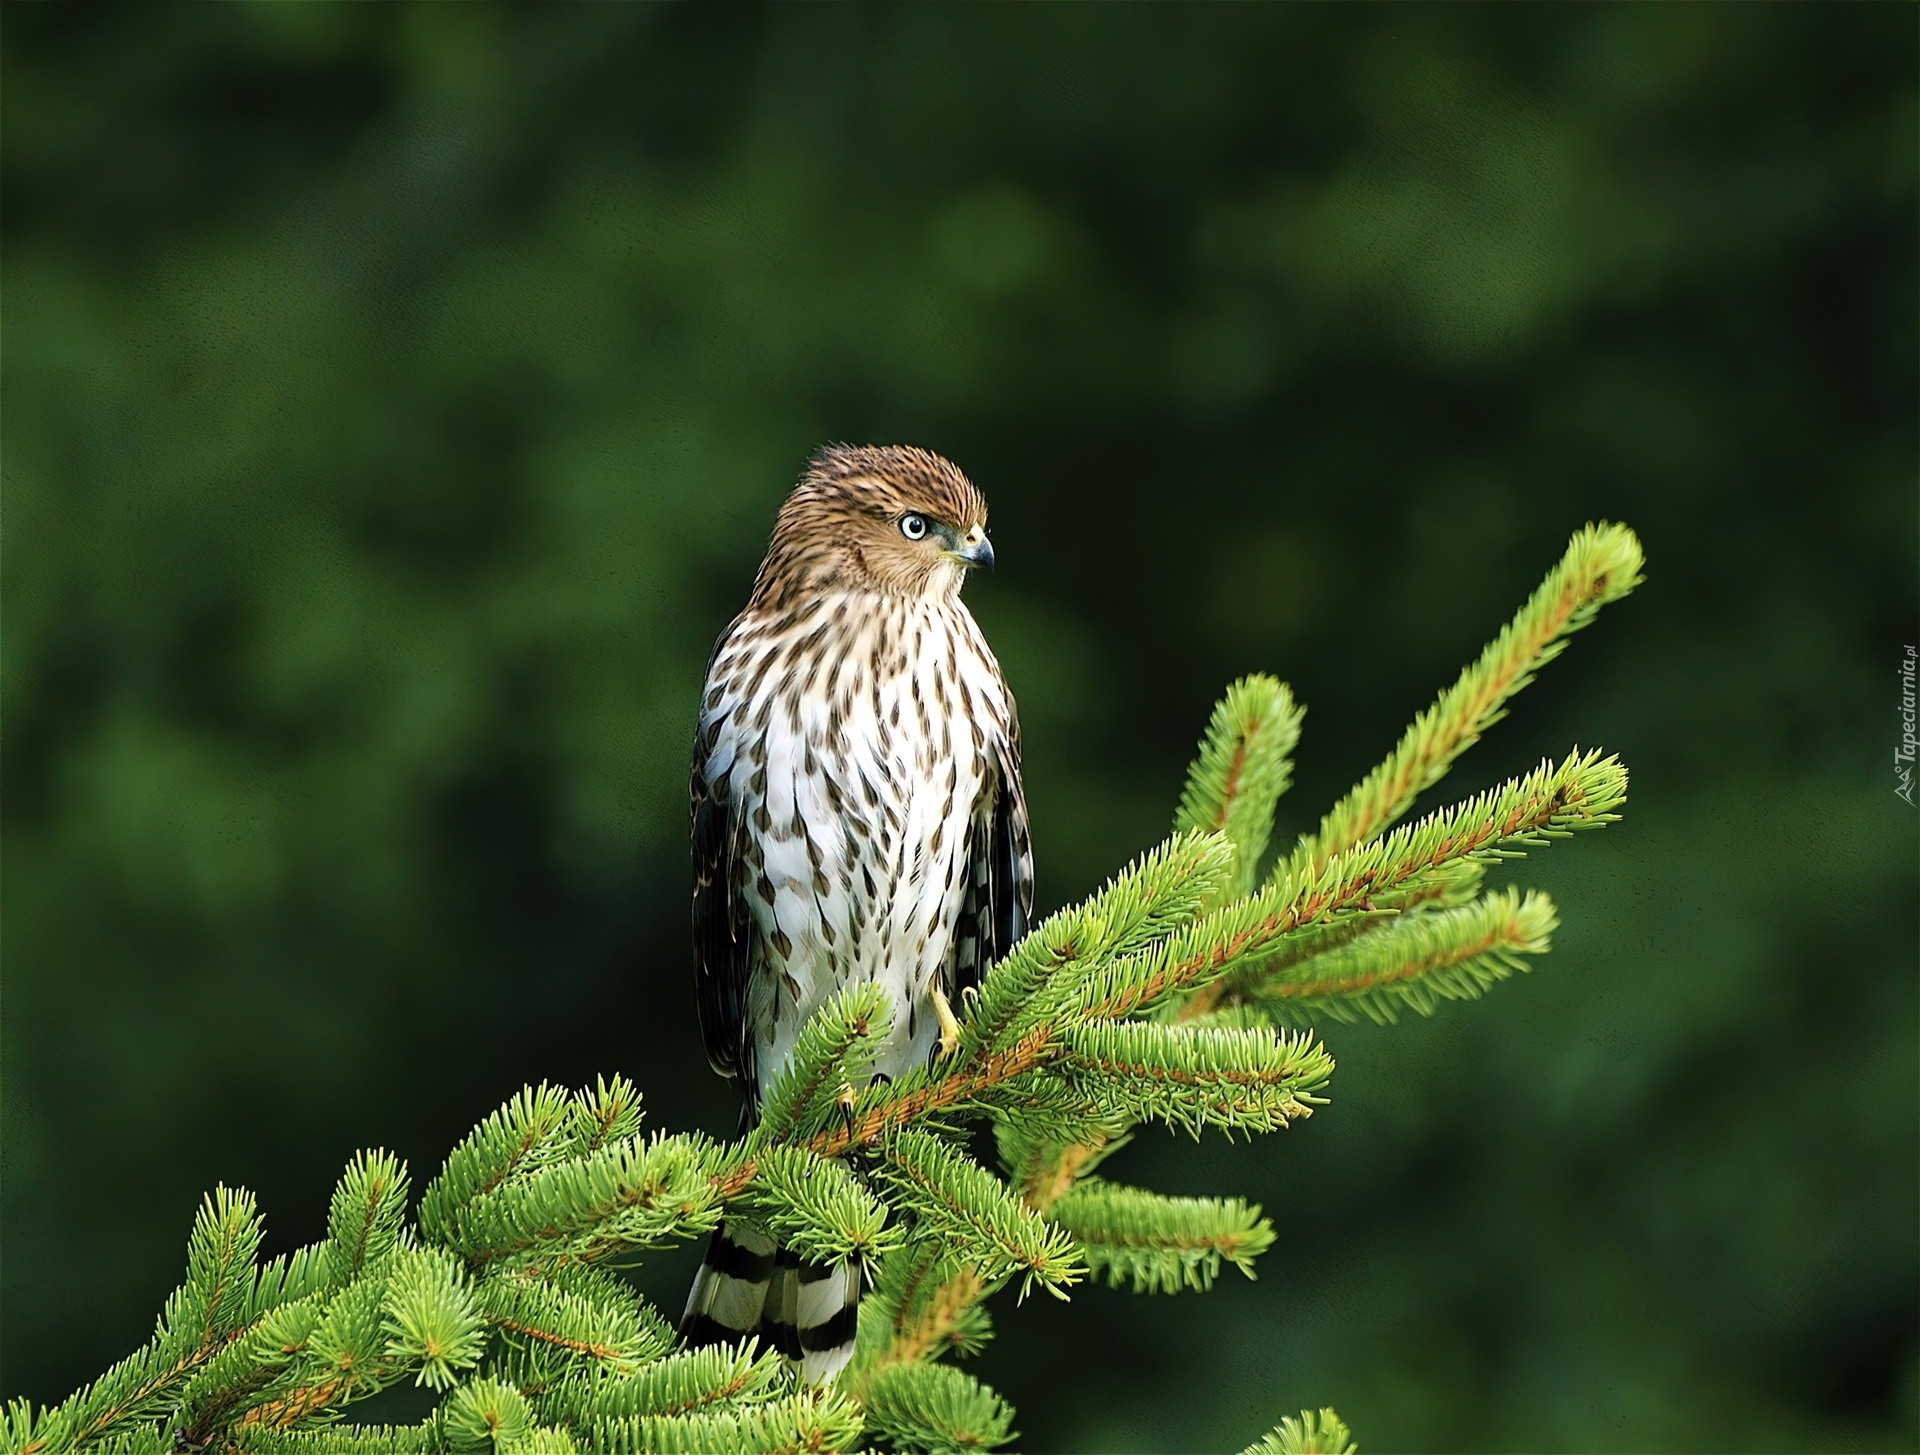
[681,1221,862,1384]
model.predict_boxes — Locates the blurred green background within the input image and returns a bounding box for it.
[4,6,1914,1451]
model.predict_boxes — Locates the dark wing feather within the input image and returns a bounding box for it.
[949,726,1035,999]
[691,732,755,1103]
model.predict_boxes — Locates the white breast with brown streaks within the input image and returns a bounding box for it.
[696,588,1014,1094]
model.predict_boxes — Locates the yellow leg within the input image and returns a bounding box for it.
[931,986,963,1060]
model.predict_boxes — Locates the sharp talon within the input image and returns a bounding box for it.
[931,987,962,1060]
[836,1084,857,1139]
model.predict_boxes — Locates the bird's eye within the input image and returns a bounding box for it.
[899,514,928,541]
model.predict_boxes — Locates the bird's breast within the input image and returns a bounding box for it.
[701,595,1011,1090]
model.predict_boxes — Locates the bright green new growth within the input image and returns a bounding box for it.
[14,523,1640,1455]
[1176,675,1305,900]
[1241,1408,1358,1455]
[861,1362,1015,1454]
[1284,520,1643,878]
[1049,1180,1275,1294]
[1251,886,1559,1026]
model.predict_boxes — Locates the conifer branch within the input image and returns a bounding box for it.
[436,1378,540,1451]
[449,1132,727,1269]
[326,1152,409,1285]
[1249,888,1558,1025]
[380,1247,489,1391]
[31,524,1642,1455]
[852,1243,993,1379]
[873,1131,1085,1298]
[996,1124,1126,1215]
[1175,675,1305,900]
[1058,1023,1333,1138]
[586,1388,863,1455]
[568,1076,647,1156]
[234,1423,442,1455]
[419,1086,580,1248]
[1284,521,1642,879]
[1222,859,1489,991]
[728,1143,902,1267]
[1049,1180,1276,1294]
[956,832,1234,1064]
[477,1265,673,1374]
[1174,748,1624,1022]
[1242,1408,1358,1455]
[535,1342,786,1423]
[756,984,894,1143]
[861,1361,1016,1453]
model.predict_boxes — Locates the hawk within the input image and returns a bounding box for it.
[679,445,1034,1383]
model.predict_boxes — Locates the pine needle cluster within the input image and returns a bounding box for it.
[10,523,1641,1455]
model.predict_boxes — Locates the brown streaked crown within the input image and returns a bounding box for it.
[749,445,991,607]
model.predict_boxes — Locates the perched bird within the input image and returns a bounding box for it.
[680,444,1033,1383]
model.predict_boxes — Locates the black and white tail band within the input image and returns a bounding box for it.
[681,1221,862,1385]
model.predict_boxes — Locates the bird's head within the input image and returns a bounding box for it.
[752,444,994,606]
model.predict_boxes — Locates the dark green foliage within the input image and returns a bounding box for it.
[9,14,1910,1450]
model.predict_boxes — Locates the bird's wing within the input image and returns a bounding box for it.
[951,722,1035,1000]
[692,720,755,1102]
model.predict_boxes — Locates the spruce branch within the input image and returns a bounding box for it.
[1175,674,1305,900]
[727,1143,902,1267]
[1049,1179,1275,1294]
[566,1075,646,1156]
[1221,859,1489,990]
[220,1425,443,1455]
[854,1247,992,1375]
[860,1361,1016,1453]
[477,1264,673,1377]
[873,1131,1085,1298]
[585,1388,863,1455]
[1284,521,1642,879]
[1058,1023,1332,1138]
[15,1189,283,1455]
[34,523,1646,1455]
[438,1377,538,1452]
[1249,887,1558,1025]
[380,1247,488,1391]
[325,1151,409,1285]
[535,1343,786,1424]
[420,1086,579,1249]
[956,832,1234,1063]
[448,1132,727,1269]
[1242,1408,1358,1455]
[181,1184,268,1342]
[755,983,895,1143]
[1172,748,1625,1023]
[995,1122,1130,1215]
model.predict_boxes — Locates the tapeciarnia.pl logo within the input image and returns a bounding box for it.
[1897,645,1916,805]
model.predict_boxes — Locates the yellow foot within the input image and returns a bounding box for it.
[932,987,963,1060]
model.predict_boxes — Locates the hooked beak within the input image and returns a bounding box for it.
[951,531,995,572]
